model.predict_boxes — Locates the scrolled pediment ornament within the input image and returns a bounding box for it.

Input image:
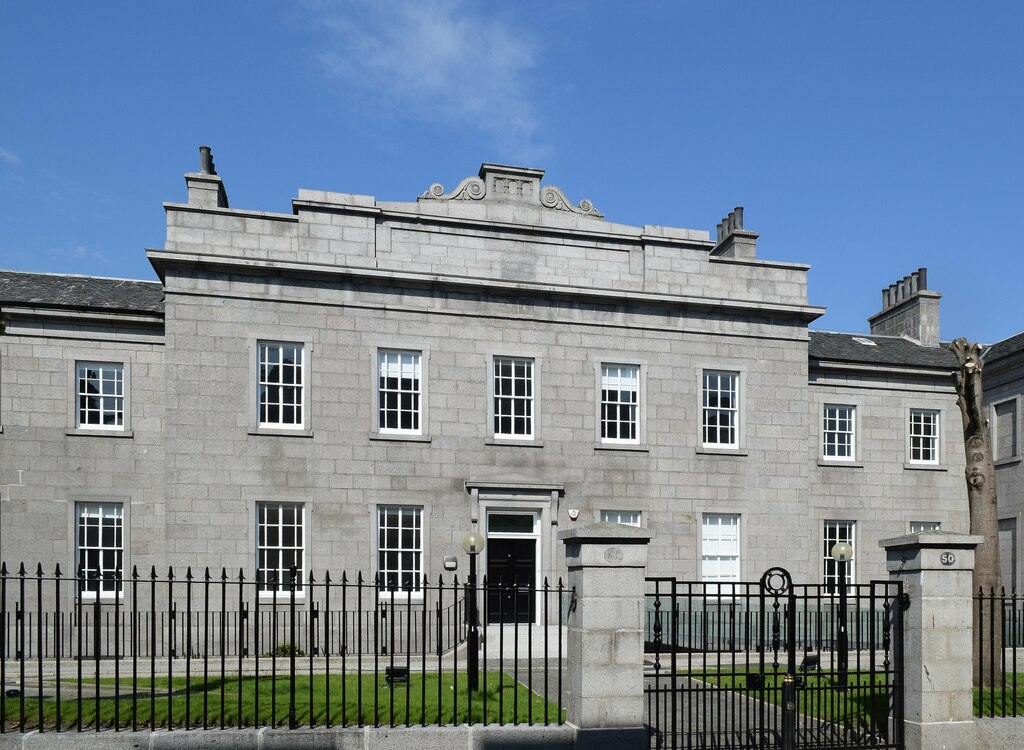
[421,176,486,202]
[419,164,604,218]
[540,185,604,218]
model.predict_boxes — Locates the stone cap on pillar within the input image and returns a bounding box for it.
[559,522,653,569]
[879,530,982,573]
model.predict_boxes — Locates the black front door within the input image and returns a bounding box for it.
[486,538,536,623]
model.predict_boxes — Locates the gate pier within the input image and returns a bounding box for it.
[560,523,653,750]
[881,531,981,750]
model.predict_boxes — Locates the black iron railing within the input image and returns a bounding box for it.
[974,587,1023,718]
[644,596,895,653]
[0,563,567,732]
[645,575,905,750]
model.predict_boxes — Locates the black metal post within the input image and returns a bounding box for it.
[837,558,849,688]
[468,552,480,692]
[289,564,297,730]
[781,674,796,750]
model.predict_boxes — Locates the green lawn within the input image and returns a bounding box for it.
[2,672,564,731]
[691,669,1024,724]
[698,671,895,737]
[974,674,1024,717]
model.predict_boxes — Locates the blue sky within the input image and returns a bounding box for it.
[2,1,1022,344]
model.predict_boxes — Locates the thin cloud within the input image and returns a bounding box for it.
[301,0,543,158]
[46,244,109,265]
[0,147,22,166]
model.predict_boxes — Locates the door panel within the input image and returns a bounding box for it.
[486,538,536,623]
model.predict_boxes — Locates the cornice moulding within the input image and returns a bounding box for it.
[146,249,825,322]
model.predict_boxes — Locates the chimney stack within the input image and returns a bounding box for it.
[711,207,758,259]
[185,145,229,208]
[868,267,942,346]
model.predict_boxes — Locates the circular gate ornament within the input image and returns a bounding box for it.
[605,547,623,563]
[760,566,793,595]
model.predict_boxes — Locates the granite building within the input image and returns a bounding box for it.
[982,331,1024,591]
[2,149,1004,609]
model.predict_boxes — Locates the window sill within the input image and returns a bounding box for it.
[66,429,133,438]
[77,596,125,605]
[485,437,544,448]
[994,455,1022,468]
[818,459,864,468]
[695,447,748,457]
[248,428,314,438]
[369,433,432,443]
[377,594,425,604]
[594,443,649,453]
[257,594,308,605]
[903,463,946,472]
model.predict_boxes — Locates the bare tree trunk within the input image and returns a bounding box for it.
[949,338,1002,686]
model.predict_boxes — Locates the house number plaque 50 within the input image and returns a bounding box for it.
[940,552,956,566]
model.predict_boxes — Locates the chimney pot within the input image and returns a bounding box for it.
[869,267,940,346]
[199,145,216,176]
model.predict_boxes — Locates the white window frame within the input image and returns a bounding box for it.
[822,404,856,461]
[600,509,641,527]
[75,361,126,431]
[376,350,423,435]
[256,341,306,430]
[907,408,940,465]
[76,502,124,600]
[599,363,641,445]
[701,370,740,449]
[489,355,538,441]
[377,505,424,599]
[701,513,741,595]
[909,521,941,533]
[992,397,1021,463]
[256,501,305,598]
[823,520,856,595]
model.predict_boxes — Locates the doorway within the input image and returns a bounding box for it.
[485,511,539,624]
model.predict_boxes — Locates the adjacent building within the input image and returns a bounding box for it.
[3,149,1013,608]
[983,331,1024,591]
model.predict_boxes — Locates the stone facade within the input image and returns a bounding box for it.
[0,151,990,600]
[982,331,1024,591]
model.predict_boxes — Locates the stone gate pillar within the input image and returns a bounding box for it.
[879,531,981,750]
[559,523,653,750]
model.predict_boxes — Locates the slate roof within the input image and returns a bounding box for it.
[0,269,1013,372]
[983,330,1024,364]
[0,270,164,315]
[809,330,957,370]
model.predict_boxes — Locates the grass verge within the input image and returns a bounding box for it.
[1,672,563,731]
[695,671,894,736]
[974,673,1024,717]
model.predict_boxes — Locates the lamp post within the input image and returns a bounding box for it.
[830,541,854,688]
[461,530,486,691]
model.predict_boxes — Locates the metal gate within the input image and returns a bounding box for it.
[645,568,906,749]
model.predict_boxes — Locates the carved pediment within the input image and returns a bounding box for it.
[419,163,603,219]
[421,176,485,202]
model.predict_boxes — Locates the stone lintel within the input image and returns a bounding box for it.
[558,522,654,544]
[560,523,654,569]
[880,532,982,573]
